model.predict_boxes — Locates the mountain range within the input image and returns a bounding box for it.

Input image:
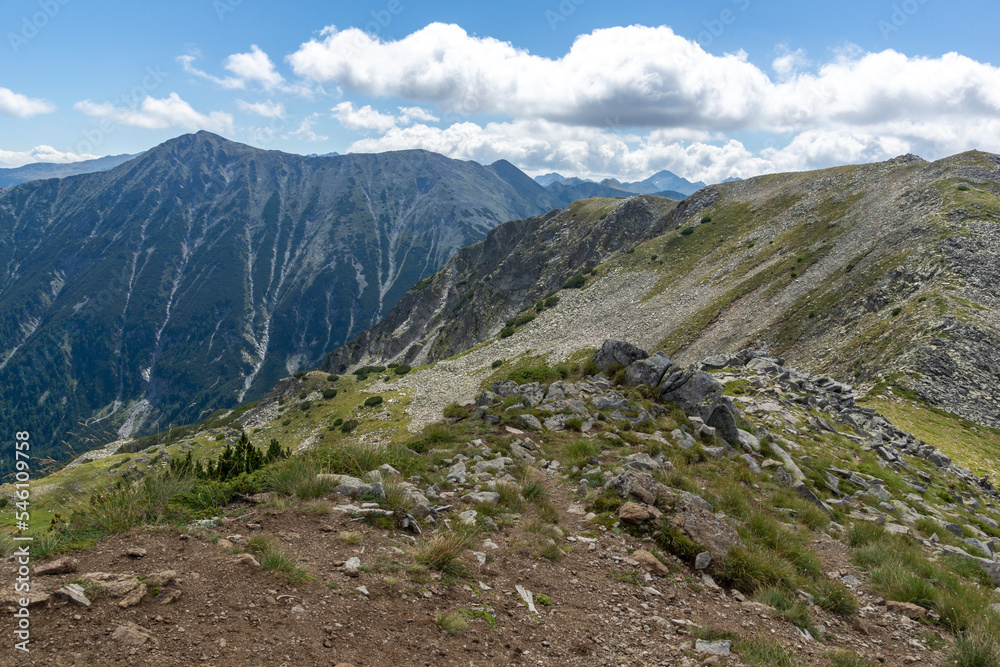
[535,169,713,199]
[0,153,138,188]
[0,132,559,475]
[329,151,1000,434]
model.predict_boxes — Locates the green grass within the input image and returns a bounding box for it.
[247,534,312,583]
[416,527,477,576]
[734,634,799,667]
[435,612,469,634]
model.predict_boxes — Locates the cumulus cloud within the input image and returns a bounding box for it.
[74,93,234,134]
[332,102,397,133]
[331,102,440,133]
[343,118,770,183]
[288,23,1000,137]
[0,146,98,169]
[288,116,328,142]
[179,46,312,96]
[237,99,285,118]
[225,45,284,90]
[0,87,55,118]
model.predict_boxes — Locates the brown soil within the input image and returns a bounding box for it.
[0,484,951,667]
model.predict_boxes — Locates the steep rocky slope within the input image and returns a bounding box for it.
[0,132,559,474]
[329,151,1000,433]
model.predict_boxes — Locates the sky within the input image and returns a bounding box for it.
[1,0,998,183]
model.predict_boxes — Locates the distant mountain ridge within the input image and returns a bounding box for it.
[0,131,559,475]
[535,168,715,199]
[0,153,139,188]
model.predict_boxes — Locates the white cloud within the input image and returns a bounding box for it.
[288,116,327,142]
[344,118,770,184]
[398,106,439,124]
[0,146,98,169]
[180,47,312,96]
[225,45,284,90]
[178,54,244,89]
[288,23,1000,139]
[0,87,55,118]
[237,99,285,118]
[332,102,397,133]
[74,93,234,134]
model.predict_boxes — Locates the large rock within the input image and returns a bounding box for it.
[660,370,724,422]
[593,339,648,373]
[35,557,79,576]
[631,549,671,575]
[706,402,740,445]
[605,471,674,507]
[664,496,744,559]
[618,502,654,524]
[624,352,676,387]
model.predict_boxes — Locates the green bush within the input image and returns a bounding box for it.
[321,388,338,399]
[294,370,307,378]
[499,326,515,338]
[700,215,712,224]
[544,296,559,308]
[891,307,902,317]
[340,419,359,433]
[680,227,694,236]
[562,274,587,289]
[491,359,504,369]
[364,395,384,407]
[327,374,339,382]
[394,365,412,375]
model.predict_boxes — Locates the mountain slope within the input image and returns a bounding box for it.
[0,132,560,474]
[325,151,1000,432]
[0,153,138,188]
[324,195,679,369]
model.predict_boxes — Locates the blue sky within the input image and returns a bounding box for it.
[1,0,998,182]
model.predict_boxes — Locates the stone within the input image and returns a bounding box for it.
[737,429,760,452]
[518,414,543,431]
[618,502,653,525]
[127,547,147,558]
[659,370,725,422]
[343,557,362,576]
[237,553,260,567]
[111,622,155,647]
[624,452,661,472]
[706,403,741,445]
[886,600,927,619]
[34,557,79,576]
[604,471,673,507]
[459,510,478,526]
[623,352,676,387]
[664,497,744,559]
[118,583,148,608]
[695,551,712,570]
[55,584,91,607]
[593,339,649,372]
[631,549,671,576]
[464,492,501,504]
[157,588,182,605]
[695,639,731,655]
[473,457,512,475]
[144,570,178,588]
